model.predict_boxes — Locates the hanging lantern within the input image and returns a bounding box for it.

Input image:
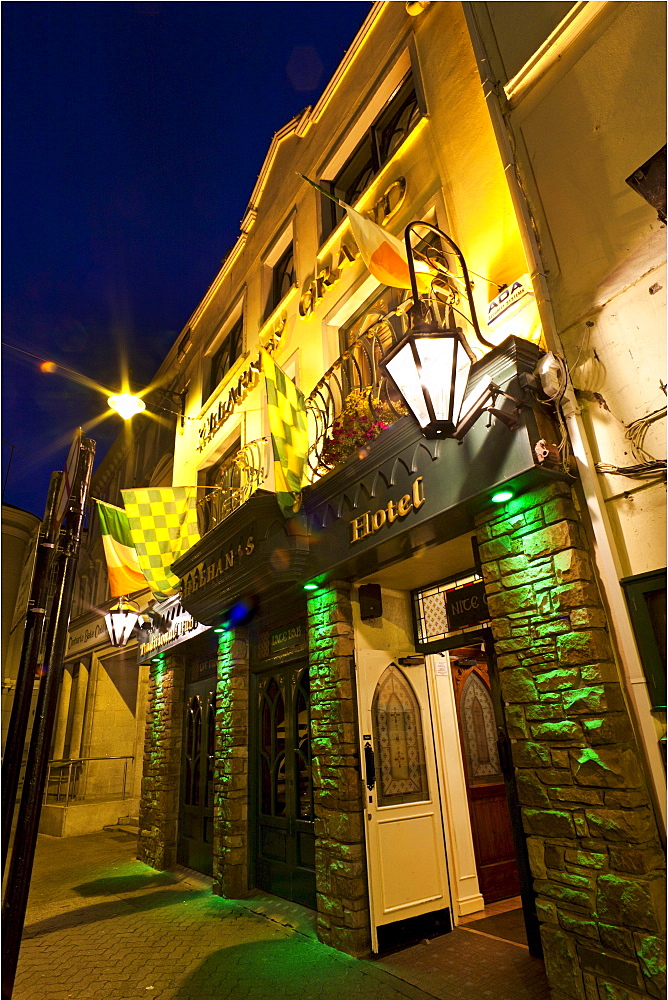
[381,323,475,438]
[104,597,141,647]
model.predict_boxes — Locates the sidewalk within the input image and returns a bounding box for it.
[11,830,550,1000]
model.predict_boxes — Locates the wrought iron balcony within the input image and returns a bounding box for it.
[196,437,268,536]
[304,307,409,481]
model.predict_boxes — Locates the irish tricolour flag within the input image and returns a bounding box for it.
[96,499,148,597]
[299,174,433,294]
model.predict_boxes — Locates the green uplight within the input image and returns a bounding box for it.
[491,489,514,503]
[213,627,225,633]
[303,583,319,591]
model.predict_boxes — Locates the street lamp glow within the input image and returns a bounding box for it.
[108,393,146,419]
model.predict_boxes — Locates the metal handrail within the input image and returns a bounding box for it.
[44,755,134,807]
[196,437,268,536]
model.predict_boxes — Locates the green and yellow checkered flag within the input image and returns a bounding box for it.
[121,487,199,598]
[262,348,309,516]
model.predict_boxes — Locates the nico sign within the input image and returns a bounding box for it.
[445,579,489,631]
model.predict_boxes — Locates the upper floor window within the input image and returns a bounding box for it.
[205,314,244,402]
[322,72,423,240]
[270,242,296,312]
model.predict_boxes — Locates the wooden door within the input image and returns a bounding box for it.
[357,651,451,952]
[450,645,520,903]
[253,662,316,908]
[178,677,216,876]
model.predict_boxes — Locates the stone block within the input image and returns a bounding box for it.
[530,720,583,740]
[582,715,633,745]
[563,686,609,714]
[534,879,593,908]
[599,985,652,1000]
[500,667,539,703]
[600,924,636,958]
[558,631,613,666]
[586,808,657,844]
[536,897,559,924]
[542,926,586,1000]
[609,847,666,877]
[536,667,581,692]
[572,748,643,789]
[505,704,530,738]
[543,496,579,524]
[554,582,603,611]
[636,935,667,995]
[597,873,660,932]
[479,535,516,561]
[517,773,551,807]
[538,767,574,785]
[488,586,536,619]
[571,607,607,628]
[526,700,565,721]
[524,521,582,559]
[560,912,599,940]
[577,945,642,989]
[511,741,551,768]
[550,787,604,806]
[604,791,649,810]
[554,548,593,583]
[523,807,576,838]
[565,850,608,870]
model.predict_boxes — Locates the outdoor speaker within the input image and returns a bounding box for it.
[359,584,382,620]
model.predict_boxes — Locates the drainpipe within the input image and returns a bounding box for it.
[461,1,666,838]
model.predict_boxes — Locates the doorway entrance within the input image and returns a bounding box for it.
[448,643,520,903]
[356,649,451,952]
[177,672,216,876]
[252,661,316,908]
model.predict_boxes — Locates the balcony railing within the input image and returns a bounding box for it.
[196,437,268,536]
[305,310,408,481]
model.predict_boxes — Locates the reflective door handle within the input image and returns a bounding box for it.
[364,741,376,791]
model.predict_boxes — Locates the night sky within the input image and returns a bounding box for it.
[2,1,371,517]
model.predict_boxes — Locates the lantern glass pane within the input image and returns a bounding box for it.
[414,337,456,422]
[385,342,430,427]
[105,609,140,647]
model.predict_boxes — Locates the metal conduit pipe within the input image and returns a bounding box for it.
[461,1,666,838]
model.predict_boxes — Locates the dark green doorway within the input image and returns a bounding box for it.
[253,662,316,908]
[178,663,216,876]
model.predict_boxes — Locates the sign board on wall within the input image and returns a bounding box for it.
[444,579,489,631]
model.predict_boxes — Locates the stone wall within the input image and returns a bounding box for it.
[138,653,185,871]
[308,581,371,956]
[212,626,250,899]
[475,479,666,1000]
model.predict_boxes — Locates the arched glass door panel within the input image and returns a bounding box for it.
[372,664,428,806]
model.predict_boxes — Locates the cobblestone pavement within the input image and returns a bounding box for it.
[11,830,550,1000]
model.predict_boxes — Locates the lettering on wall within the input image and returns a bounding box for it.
[181,537,255,597]
[350,477,425,544]
[198,317,285,452]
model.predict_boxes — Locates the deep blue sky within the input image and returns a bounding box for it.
[2,1,371,517]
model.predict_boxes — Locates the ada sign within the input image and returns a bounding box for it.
[445,579,489,631]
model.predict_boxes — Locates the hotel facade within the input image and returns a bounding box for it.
[69,4,665,998]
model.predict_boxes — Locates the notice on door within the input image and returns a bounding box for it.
[444,580,489,631]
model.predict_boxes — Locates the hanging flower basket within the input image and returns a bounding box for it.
[321,389,406,469]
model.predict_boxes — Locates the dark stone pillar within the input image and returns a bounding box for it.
[308,581,370,956]
[212,626,250,899]
[138,653,185,871]
[475,479,666,1000]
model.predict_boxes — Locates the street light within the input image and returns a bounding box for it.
[107,393,146,420]
[104,597,142,647]
[380,221,522,440]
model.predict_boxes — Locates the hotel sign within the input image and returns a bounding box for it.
[350,477,425,544]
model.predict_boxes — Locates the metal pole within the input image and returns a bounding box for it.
[1,471,63,873]
[1,437,95,1000]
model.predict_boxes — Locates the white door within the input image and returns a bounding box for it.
[357,650,450,951]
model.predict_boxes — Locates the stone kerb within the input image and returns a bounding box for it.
[308,581,371,956]
[212,626,249,900]
[475,480,666,1000]
[138,653,185,872]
